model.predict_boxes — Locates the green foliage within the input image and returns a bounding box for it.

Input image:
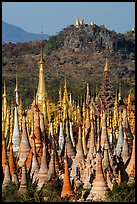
[26,180,41,201]
[2,181,20,202]
[106,181,135,202]
[2,180,43,202]
[42,188,69,202]
[19,180,44,202]
[5,159,9,165]
[77,184,83,197]
[44,26,72,54]
[76,185,91,199]
[44,34,64,54]
[2,178,70,202]
[41,178,70,202]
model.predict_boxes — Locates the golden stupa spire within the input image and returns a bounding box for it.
[63,77,69,104]
[75,16,80,28]
[14,76,19,92]
[59,85,62,107]
[90,21,94,26]
[39,26,45,63]
[82,97,86,121]
[3,80,7,97]
[37,27,47,103]
[82,123,88,156]
[62,78,69,123]
[118,82,121,102]
[95,85,98,100]
[86,83,90,105]
[128,89,131,105]
[114,88,118,106]
[14,76,19,106]
[3,80,7,105]
[64,77,67,89]
[3,80,8,123]
[113,87,119,129]
[104,58,108,72]
[77,96,80,107]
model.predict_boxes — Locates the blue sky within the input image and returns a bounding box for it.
[2,2,135,35]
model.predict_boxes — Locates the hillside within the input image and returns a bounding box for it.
[2,24,135,107]
[2,21,49,43]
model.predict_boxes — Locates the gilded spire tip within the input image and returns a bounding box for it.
[64,77,67,88]
[3,80,6,96]
[14,76,18,92]
[39,26,45,63]
[104,58,108,72]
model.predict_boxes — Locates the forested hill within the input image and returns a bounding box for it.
[2,23,135,107]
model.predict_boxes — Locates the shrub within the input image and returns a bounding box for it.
[2,181,20,202]
[2,180,43,202]
[42,178,69,202]
[106,181,135,202]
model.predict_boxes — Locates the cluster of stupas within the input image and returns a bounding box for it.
[75,17,135,32]
[75,16,94,27]
[2,45,135,201]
